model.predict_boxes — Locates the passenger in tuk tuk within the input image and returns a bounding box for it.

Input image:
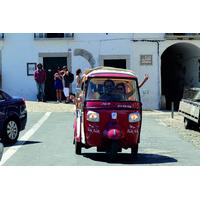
[99,80,115,101]
[100,80,124,101]
[115,83,127,100]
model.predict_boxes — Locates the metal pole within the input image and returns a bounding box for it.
[171,102,174,119]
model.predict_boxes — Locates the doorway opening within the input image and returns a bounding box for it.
[46,33,64,38]
[161,43,200,110]
[104,59,126,69]
[43,57,67,101]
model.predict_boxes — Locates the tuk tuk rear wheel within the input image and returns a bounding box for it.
[131,144,138,158]
[75,141,82,155]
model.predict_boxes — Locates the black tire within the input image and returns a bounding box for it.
[75,141,82,155]
[2,119,19,145]
[131,144,138,158]
[107,141,118,159]
[184,118,194,129]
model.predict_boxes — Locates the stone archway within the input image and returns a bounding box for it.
[74,48,96,68]
[161,42,200,110]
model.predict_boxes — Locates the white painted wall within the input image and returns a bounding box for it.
[1,33,134,101]
[75,33,133,41]
[133,33,165,40]
[99,39,131,56]
[2,34,38,100]
[4,33,200,110]
[132,41,159,109]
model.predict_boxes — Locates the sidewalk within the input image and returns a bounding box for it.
[25,101,180,115]
[25,101,75,112]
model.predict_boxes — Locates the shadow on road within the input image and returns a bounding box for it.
[4,140,42,147]
[83,152,177,165]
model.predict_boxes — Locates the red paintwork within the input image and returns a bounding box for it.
[73,67,142,152]
[85,101,141,110]
[83,101,141,148]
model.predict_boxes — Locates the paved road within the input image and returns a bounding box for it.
[1,111,200,166]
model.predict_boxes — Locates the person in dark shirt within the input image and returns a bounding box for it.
[34,63,46,102]
[62,66,74,103]
[100,80,116,101]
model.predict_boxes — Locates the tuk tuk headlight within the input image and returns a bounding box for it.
[87,111,100,122]
[129,112,140,123]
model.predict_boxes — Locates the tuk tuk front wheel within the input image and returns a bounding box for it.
[131,144,138,158]
[106,141,119,160]
[75,141,82,155]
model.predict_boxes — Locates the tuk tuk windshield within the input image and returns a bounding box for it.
[86,78,139,101]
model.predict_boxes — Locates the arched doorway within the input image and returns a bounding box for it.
[74,48,96,67]
[161,42,200,110]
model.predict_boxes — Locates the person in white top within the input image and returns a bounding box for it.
[76,69,82,88]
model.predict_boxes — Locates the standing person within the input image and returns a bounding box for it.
[76,68,82,88]
[34,63,46,102]
[62,66,74,103]
[54,68,63,103]
[75,68,82,94]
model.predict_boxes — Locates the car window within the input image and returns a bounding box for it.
[0,92,5,101]
[0,91,12,101]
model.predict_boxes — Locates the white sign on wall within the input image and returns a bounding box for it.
[140,55,153,65]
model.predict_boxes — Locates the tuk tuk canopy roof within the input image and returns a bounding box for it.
[85,67,137,79]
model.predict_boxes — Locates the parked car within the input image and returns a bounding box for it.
[179,88,200,129]
[0,90,27,145]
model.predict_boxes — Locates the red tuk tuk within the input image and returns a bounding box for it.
[73,67,142,158]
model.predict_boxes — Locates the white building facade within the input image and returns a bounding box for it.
[1,33,200,110]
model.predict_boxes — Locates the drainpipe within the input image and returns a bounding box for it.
[156,41,161,109]
[132,39,162,109]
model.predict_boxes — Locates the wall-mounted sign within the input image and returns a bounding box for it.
[140,55,153,65]
[27,63,36,76]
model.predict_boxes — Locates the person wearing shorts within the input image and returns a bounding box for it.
[63,87,69,101]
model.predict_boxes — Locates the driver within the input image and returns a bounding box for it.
[100,80,115,101]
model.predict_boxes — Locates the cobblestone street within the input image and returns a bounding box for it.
[154,112,200,150]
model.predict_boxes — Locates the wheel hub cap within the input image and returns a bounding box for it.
[7,121,18,139]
